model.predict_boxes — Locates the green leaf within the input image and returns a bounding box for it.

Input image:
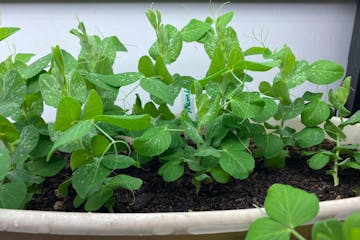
[284,60,310,89]
[198,95,221,128]
[54,97,81,131]
[39,74,62,107]
[272,80,291,105]
[154,58,173,84]
[216,11,234,31]
[244,47,268,56]
[309,60,344,85]
[180,110,203,144]
[328,89,350,117]
[308,152,330,170]
[219,142,255,180]
[11,125,39,165]
[252,98,277,123]
[15,53,35,63]
[302,91,323,102]
[72,160,111,198]
[0,180,27,209]
[158,159,184,182]
[0,114,19,143]
[85,187,113,212]
[138,56,156,77]
[0,70,26,117]
[140,78,177,105]
[210,167,230,184]
[194,146,221,158]
[134,126,172,157]
[312,218,344,240]
[0,148,11,181]
[22,54,52,79]
[246,217,291,240]
[83,90,104,120]
[101,154,136,170]
[105,174,143,190]
[343,212,360,240]
[26,157,66,177]
[340,110,360,127]
[181,19,211,42]
[245,60,280,72]
[324,120,346,141]
[283,98,304,121]
[48,120,93,160]
[254,133,284,159]
[295,127,324,148]
[231,92,265,119]
[335,76,351,106]
[91,135,110,157]
[206,48,225,82]
[0,27,20,41]
[70,149,91,170]
[68,71,87,103]
[94,114,151,131]
[301,99,331,127]
[265,184,319,228]
[87,72,143,88]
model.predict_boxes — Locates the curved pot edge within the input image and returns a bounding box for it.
[0,196,359,236]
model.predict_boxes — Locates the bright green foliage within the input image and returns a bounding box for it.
[84,187,113,211]
[94,114,151,131]
[247,184,319,240]
[219,142,254,179]
[83,90,104,120]
[181,19,211,42]
[312,218,345,240]
[0,70,26,117]
[309,60,344,85]
[0,149,11,181]
[54,97,81,131]
[295,127,324,148]
[134,126,172,157]
[0,27,20,41]
[308,153,330,170]
[158,159,184,182]
[140,78,177,105]
[301,99,331,127]
[101,154,137,170]
[0,114,19,143]
[11,125,40,165]
[0,181,27,209]
[105,174,143,190]
[72,160,111,198]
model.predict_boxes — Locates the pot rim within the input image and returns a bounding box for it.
[0,197,359,236]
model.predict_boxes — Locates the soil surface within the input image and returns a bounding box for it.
[27,140,360,212]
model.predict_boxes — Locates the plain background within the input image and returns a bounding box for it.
[0,1,357,120]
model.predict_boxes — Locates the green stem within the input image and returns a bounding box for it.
[291,229,306,240]
[93,122,115,142]
[333,136,340,186]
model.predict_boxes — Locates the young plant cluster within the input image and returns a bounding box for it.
[0,9,360,212]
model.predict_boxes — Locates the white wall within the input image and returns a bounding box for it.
[0,2,357,120]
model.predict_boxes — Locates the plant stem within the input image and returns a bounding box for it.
[291,229,306,240]
[333,136,340,186]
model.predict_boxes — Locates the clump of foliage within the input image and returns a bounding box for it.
[0,7,360,213]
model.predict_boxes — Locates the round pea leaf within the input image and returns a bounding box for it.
[295,127,324,148]
[246,217,291,240]
[265,184,319,228]
[133,126,172,157]
[309,60,344,85]
[301,100,331,127]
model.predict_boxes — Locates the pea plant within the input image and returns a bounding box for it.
[246,184,360,240]
[0,7,359,213]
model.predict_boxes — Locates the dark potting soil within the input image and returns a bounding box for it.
[27,140,360,213]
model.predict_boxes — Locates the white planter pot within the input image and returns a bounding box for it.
[1,117,359,240]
